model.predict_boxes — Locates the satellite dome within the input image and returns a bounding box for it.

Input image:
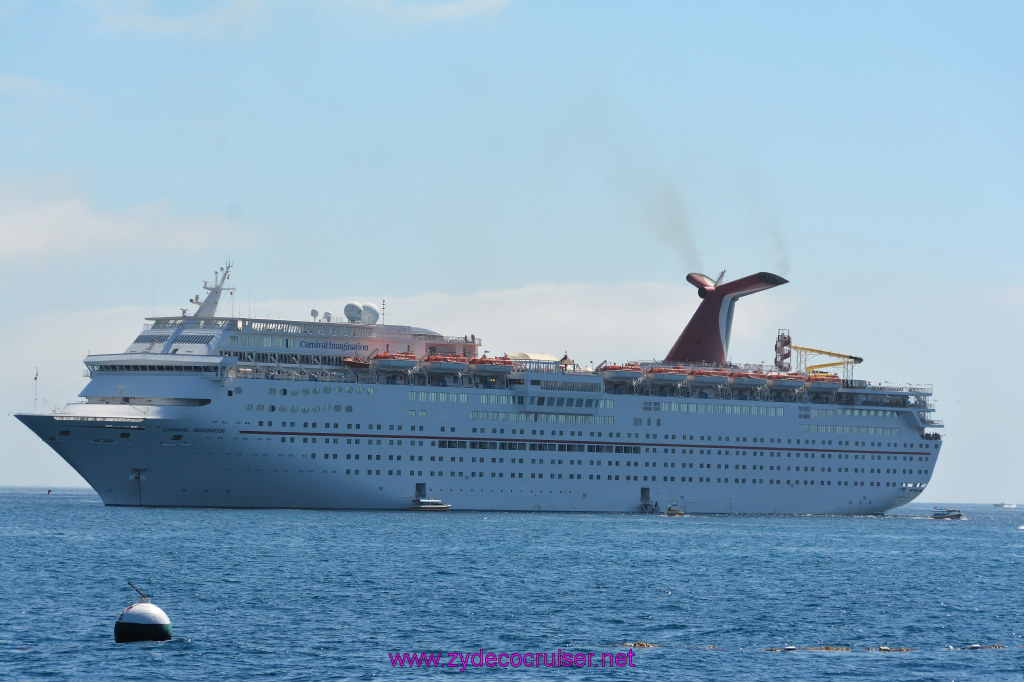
[310,308,319,320]
[323,311,332,322]
[361,303,380,325]
[344,303,363,323]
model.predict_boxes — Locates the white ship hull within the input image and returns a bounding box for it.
[17,373,938,514]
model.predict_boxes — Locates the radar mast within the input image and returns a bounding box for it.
[191,261,235,318]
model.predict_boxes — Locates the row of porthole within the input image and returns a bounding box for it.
[265,386,375,397]
[246,404,355,413]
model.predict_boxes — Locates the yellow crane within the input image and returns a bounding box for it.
[791,344,863,376]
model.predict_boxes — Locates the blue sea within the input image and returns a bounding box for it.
[1,489,1021,681]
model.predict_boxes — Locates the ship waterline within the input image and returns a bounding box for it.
[16,265,941,514]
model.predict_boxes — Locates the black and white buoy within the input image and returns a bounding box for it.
[114,582,172,643]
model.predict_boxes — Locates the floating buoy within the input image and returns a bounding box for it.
[114,583,172,643]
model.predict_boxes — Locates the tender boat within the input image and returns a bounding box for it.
[468,356,515,376]
[665,503,685,516]
[686,369,729,386]
[727,371,768,388]
[342,355,370,370]
[371,351,418,372]
[804,374,842,392]
[599,363,644,382]
[767,373,805,390]
[645,366,690,384]
[409,497,451,511]
[931,507,964,520]
[420,355,469,374]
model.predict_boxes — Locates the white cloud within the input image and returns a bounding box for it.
[1,304,147,488]
[1003,285,1024,308]
[0,73,48,94]
[88,0,265,38]
[0,178,257,262]
[344,0,510,23]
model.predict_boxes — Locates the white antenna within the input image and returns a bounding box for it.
[381,298,386,324]
[34,367,38,411]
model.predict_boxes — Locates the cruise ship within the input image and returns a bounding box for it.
[16,265,942,514]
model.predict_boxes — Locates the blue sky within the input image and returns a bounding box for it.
[1,0,1022,503]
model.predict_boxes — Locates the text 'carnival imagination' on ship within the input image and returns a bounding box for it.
[16,265,942,514]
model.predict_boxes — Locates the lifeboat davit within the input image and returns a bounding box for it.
[371,352,418,372]
[767,373,805,390]
[804,374,842,391]
[469,356,515,376]
[420,355,469,374]
[686,369,729,386]
[727,371,768,388]
[645,366,689,384]
[600,363,644,382]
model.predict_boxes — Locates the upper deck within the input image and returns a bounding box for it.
[124,311,482,365]
[78,263,940,439]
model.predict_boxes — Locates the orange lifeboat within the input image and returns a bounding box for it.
[468,355,515,376]
[686,369,729,386]
[342,355,370,370]
[420,354,469,374]
[727,371,768,388]
[600,363,644,382]
[804,374,842,391]
[767,373,805,390]
[645,366,689,384]
[371,351,418,372]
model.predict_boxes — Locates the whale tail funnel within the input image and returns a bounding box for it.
[664,271,788,364]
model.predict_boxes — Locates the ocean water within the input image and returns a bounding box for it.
[1,489,1021,681]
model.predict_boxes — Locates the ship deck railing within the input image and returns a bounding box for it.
[870,383,934,394]
[224,363,925,409]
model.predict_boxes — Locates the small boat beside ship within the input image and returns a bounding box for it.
[931,508,965,520]
[409,498,451,511]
